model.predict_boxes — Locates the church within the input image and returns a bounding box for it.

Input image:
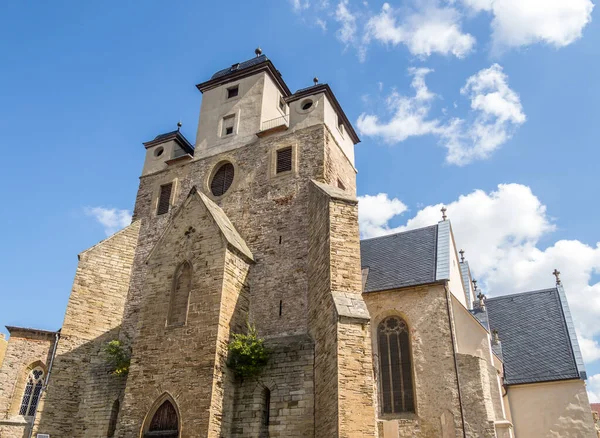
[0,51,596,438]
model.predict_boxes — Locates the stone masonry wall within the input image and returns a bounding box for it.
[456,353,497,438]
[230,335,315,437]
[0,334,7,368]
[308,181,377,437]
[0,330,55,438]
[32,221,140,438]
[364,284,465,438]
[117,194,250,437]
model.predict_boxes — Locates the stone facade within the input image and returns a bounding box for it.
[0,334,7,368]
[0,328,57,438]
[32,221,140,438]
[0,54,594,438]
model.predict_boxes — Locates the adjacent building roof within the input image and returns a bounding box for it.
[486,288,581,385]
[210,54,270,80]
[360,225,439,293]
[590,403,600,414]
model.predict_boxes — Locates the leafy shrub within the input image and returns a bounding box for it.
[104,340,131,376]
[227,324,269,379]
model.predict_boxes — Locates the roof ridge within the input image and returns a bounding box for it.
[486,287,558,301]
[360,224,438,242]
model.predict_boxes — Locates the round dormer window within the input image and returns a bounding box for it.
[154,147,164,158]
[301,100,313,111]
[210,162,235,197]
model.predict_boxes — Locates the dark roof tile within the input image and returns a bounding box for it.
[360,225,438,292]
[486,288,580,385]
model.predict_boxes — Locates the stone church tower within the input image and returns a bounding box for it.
[37,51,376,438]
[1,51,596,438]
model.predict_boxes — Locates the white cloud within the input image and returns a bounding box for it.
[85,207,132,236]
[365,3,475,58]
[442,63,526,165]
[316,18,328,31]
[335,0,358,45]
[588,374,600,403]
[460,0,594,50]
[357,183,600,374]
[357,67,440,142]
[358,193,408,238]
[357,64,526,165]
[290,0,310,13]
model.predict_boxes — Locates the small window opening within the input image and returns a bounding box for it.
[222,114,235,137]
[301,99,313,111]
[154,147,164,158]
[279,97,286,112]
[279,300,283,317]
[262,387,271,427]
[337,179,346,190]
[279,236,282,245]
[107,399,119,437]
[337,115,345,135]
[210,162,235,197]
[227,86,239,99]
[276,147,293,174]
[157,183,173,216]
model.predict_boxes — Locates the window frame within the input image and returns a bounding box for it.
[376,315,416,416]
[221,114,236,137]
[167,261,193,327]
[270,144,298,179]
[18,366,44,417]
[227,85,239,99]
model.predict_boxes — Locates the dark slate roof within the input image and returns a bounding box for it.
[486,288,580,385]
[143,130,194,155]
[470,306,490,331]
[360,225,438,292]
[211,54,269,80]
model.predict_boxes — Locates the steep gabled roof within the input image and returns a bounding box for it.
[486,288,581,385]
[360,225,439,292]
[146,187,253,264]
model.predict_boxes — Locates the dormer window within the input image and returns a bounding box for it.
[222,114,235,136]
[227,86,239,99]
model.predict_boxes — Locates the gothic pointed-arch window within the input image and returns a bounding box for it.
[168,262,192,326]
[19,367,44,417]
[378,316,415,414]
[144,400,179,438]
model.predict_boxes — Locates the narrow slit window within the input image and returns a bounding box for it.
[262,387,271,427]
[168,262,192,326]
[337,179,346,190]
[276,147,293,174]
[156,183,173,215]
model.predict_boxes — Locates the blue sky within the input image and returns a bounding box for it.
[1,0,600,398]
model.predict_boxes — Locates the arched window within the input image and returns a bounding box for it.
[144,400,179,438]
[168,262,192,326]
[107,399,119,437]
[262,387,271,427]
[19,367,44,417]
[378,316,414,414]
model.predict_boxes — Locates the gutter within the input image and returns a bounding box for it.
[28,331,60,438]
[444,284,467,438]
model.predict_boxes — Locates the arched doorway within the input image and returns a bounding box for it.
[143,399,179,437]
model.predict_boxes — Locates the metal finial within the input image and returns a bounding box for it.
[255,47,262,57]
[472,279,478,291]
[441,206,447,221]
[552,269,561,285]
[177,121,182,131]
[459,249,465,262]
[313,77,319,85]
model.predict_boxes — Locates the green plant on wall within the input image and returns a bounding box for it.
[104,340,131,376]
[227,323,270,379]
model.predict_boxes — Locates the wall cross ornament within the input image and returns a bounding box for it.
[184,226,196,238]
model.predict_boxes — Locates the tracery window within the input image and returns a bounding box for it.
[378,316,415,414]
[167,262,192,326]
[19,367,44,417]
